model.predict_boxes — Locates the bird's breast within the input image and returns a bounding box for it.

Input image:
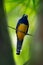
[17,24,28,41]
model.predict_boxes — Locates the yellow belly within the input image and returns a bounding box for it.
[17,24,27,41]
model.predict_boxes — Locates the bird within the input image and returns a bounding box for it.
[16,14,29,55]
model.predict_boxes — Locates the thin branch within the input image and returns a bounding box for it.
[8,26,32,36]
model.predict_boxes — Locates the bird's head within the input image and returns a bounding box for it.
[23,14,28,18]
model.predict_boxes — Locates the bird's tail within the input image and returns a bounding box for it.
[16,39,23,55]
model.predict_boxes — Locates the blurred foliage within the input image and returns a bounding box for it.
[0,0,15,65]
[4,0,41,65]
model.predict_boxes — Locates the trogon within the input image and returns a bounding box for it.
[16,14,29,55]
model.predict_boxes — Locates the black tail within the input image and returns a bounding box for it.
[16,39,23,55]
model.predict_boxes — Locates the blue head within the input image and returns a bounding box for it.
[16,14,29,32]
[22,14,28,24]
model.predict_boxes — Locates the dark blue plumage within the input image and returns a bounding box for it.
[16,14,29,29]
